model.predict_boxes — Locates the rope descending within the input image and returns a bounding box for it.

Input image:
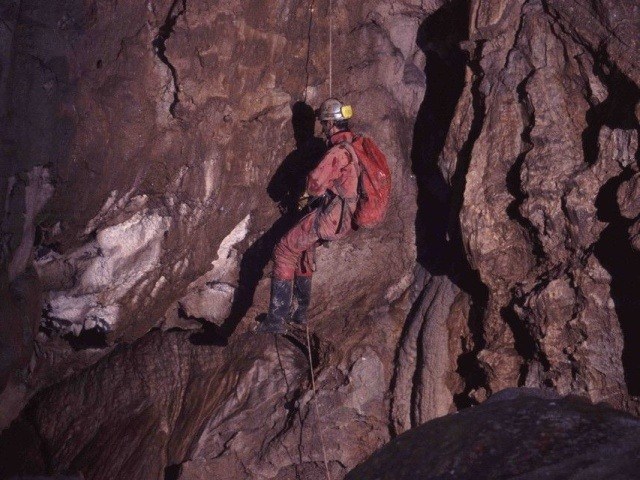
[328,0,333,97]
[306,324,332,480]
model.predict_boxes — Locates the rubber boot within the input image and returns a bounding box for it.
[291,276,312,325]
[256,278,292,334]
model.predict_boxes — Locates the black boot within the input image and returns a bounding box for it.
[291,276,312,325]
[256,279,292,334]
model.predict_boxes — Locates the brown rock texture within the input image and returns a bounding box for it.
[455,0,640,408]
[1,0,435,478]
[348,388,640,480]
[391,0,640,431]
[0,0,639,479]
[1,0,432,430]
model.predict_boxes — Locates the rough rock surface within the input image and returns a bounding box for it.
[0,322,398,480]
[1,0,639,479]
[1,0,432,431]
[1,0,436,477]
[391,0,640,431]
[348,388,640,480]
[454,0,640,409]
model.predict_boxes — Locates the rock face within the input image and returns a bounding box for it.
[1,0,430,430]
[455,0,640,408]
[1,0,639,479]
[0,324,398,479]
[348,388,640,480]
[1,0,433,477]
[391,0,640,431]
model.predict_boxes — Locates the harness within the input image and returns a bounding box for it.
[309,136,361,239]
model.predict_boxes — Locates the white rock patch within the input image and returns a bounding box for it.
[164,214,250,327]
[39,211,170,334]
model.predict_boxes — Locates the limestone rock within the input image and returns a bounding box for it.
[1,0,640,478]
[1,0,426,429]
[348,388,640,480]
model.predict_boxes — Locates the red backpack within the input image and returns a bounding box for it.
[342,135,391,228]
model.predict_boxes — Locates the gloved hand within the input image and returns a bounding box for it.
[297,192,311,211]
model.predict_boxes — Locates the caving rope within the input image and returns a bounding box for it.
[304,0,334,99]
[328,0,333,97]
[305,324,331,480]
[301,2,334,479]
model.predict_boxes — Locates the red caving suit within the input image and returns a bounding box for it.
[273,131,360,280]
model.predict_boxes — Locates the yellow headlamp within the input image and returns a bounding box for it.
[340,105,353,119]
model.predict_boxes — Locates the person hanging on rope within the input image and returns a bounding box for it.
[256,98,360,333]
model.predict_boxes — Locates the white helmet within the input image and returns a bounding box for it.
[316,98,353,121]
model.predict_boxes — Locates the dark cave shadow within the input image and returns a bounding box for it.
[412,5,465,276]
[582,60,639,166]
[273,335,305,476]
[185,306,228,347]
[62,328,108,350]
[164,464,181,480]
[410,0,489,410]
[211,101,326,340]
[585,61,640,395]
[593,168,640,395]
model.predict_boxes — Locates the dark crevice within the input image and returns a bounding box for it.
[410,0,489,411]
[452,284,488,409]
[152,0,187,118]
[39,306,110,351]
[164,463,182,480]
[502,69,551,378]
[505,69,546,260]
[449,38,490,409]
[501,296,551,386]
[502,303,534,386]
[584,57,640,395]
[184,303,228,347]
[412,0,468,276]
[0,413,52,478]
[582,53,639,166]
[62,328,108,350]
[594,170,640,395]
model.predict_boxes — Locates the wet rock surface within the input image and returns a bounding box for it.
[0,0,639,479]
[348,388,640,480]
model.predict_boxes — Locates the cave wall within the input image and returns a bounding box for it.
[0,0,435,425]
[1,0,639,479]
[393,0,639,430]
[383,0,640,437]
[1,0,443,478]
[457,0,640,408]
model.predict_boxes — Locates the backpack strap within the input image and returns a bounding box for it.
[332,139,361,201]
[337,139,368,202]
[338,139,359,169]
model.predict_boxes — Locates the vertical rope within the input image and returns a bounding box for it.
[328,0,333,97]
[303,0,316,101]
[306,325,332,480]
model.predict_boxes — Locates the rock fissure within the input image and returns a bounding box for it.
[450,37,490,407]
[502,0,531,74]
[506,69,544,261]
[594,166,640,395]
[152,0,187,118]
